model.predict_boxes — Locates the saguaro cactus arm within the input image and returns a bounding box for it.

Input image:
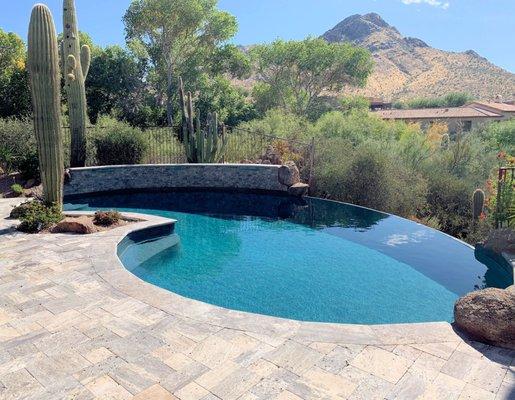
[80,44,90,78]
[27,4,64,207]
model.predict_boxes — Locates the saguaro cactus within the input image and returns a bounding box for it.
[179,77,227,163]
[27,4,64,207]
[63,0,90,167]
[472,188,485,222]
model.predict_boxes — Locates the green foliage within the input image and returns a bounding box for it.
[195,75,256,126]
[0,29,31,118]
[340,96,370,114]
[94,210,122,226]
[14,200,63,233]
[315,139,427,217]
[17,150,40,181]
[481,118,515,156]
[236,109,312,141]
[124,0,240,126]
[94,120,148,165]
[394,92,473,109]
[250,38,373,116]
[493,178,515,228]
[314,110,419,144]
[237,109,499,241]
[0,118,35,174]
[10,184,23,197]
[86,45,148,124]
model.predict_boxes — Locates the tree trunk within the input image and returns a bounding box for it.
[166,65,174,128]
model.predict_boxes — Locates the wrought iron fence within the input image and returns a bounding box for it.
[495,166,515,228]
[63,125,315,185]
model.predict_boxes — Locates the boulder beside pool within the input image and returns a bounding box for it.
[278,161,301,187]
[454,286,515,349]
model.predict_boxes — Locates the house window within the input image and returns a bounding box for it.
[463,121,472,132]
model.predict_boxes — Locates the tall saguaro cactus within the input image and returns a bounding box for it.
[179,77,227,163]
[63,0,90,167]
[27,4,64,207]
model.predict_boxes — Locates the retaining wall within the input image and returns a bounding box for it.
[64,164,289,196]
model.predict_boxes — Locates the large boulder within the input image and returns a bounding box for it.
[259,145,282,165]
[454,287,515,349]
[52,216,97,234]
[288,182,309,197]
[482,229,515,256]
[278,161,300,187]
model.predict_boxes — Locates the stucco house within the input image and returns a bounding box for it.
[373,101,513,133]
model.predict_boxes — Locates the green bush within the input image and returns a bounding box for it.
[13,201,63,233]
[10,184,23,197]
[17,150,40,181]
[94,120,148,165]
[393,92,473,110]
[93,210,122,226]
[314,139,427,217]
[10,201,32,219]
[236,109,312,141]
[0,118,35,174]
[480,118,515,155]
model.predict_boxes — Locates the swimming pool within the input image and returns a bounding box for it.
[65,191,512,324]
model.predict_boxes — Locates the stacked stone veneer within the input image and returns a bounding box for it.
[64,164,290,196]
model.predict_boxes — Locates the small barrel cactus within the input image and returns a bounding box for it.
[179,77,227,163]
[27,4,64,207]
[63,0,90,167]
[472,188,485,221]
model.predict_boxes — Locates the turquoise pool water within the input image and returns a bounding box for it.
[65,191,512,324]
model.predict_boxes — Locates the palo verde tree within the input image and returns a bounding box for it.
[123,0,242,127]
[250,38,373,117]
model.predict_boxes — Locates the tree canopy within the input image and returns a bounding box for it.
[250,38,373,116]
[123,0,245,126]
[0,29,31,118]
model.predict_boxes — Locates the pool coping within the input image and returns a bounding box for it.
[76,209,468,346]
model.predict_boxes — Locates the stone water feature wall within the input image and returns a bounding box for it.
[64,164,292,196]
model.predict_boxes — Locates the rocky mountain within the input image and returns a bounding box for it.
[322,13,515,101]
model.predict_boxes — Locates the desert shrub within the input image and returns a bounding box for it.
[419,171,472,238]
[10,201,32,219]
[314,110,421,144]
[14,200,63,233]
[236,109,312,141]
[314,139,427,217]
[94,119,148,165]
[17,150,40,181]
[394,92,473,110]
[10,184,23,197]
[93,210,122,226]
[480,118,515,156]
[339,95,370,114]
[0,118,35,174]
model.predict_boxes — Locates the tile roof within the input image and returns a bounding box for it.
[374,107,503,120]
[467,101,515,113]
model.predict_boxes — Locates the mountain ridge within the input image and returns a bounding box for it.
[321,13,515,101]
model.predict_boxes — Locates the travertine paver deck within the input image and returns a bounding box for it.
[0,197,513,400]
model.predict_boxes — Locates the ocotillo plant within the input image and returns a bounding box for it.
[63,0,90,167]
[472,188,485,222]
[27,4,64,207]
[179,77,227,163]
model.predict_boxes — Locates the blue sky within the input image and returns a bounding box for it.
[2,0,514,72]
